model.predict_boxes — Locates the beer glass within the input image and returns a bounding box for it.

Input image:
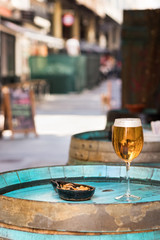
[112,118,144,202]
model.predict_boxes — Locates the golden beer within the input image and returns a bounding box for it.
[112,126,144,163]
[112,118,144,201]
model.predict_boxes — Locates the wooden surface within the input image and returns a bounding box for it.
[68,130,160,165]
[0,165,160,239]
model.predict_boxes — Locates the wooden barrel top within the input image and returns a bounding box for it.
[0,165,160,239]
[68,130,160,165]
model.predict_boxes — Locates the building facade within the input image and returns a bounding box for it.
[0,0,121,86]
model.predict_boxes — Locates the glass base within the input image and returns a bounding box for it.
[115,194,141,202]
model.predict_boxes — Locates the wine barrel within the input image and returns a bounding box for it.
[0,165,160,239]
[68,130,160,165]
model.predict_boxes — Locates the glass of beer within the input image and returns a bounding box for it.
[112,118,144,202]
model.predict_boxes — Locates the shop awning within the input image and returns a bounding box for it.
[2,20,64,49]
[80,40,108,54]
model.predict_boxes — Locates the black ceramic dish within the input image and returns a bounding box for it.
[51,180,95,201]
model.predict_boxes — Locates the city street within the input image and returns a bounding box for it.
[0,79,121,173]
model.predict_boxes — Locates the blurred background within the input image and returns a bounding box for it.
[0,0,160,172]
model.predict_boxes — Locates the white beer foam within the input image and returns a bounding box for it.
[114,118,142,127]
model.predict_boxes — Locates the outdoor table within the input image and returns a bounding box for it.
[69,130,160,165]
[0,165,160,239]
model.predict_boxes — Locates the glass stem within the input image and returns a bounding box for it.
[126,161,130,198]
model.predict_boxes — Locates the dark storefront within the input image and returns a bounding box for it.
[0,31,16,85]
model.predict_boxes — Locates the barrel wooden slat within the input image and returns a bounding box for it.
[70,148,89,161]
[68,130,160,165]
[0,165,160,239]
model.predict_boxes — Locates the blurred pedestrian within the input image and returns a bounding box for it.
[66,37,80,56]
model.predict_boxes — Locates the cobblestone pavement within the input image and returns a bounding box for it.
[0,78,121,172]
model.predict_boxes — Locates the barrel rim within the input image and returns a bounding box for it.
[0,165,160,233]
[0,164,160,202]
[71,129,160,144]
